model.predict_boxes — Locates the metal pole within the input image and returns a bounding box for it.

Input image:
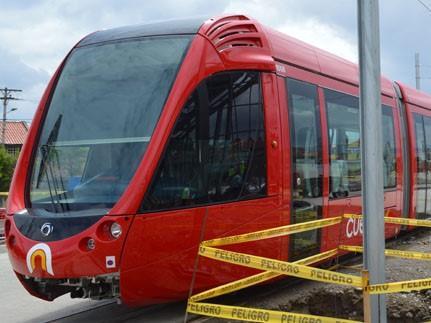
[415,53,421,90]
[0,87,22,148]
[357,0,387,322]
[1,88,7,147]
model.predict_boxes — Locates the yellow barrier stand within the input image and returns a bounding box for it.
[361,270,371,323]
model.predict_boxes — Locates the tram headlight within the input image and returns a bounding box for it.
[110,222,122,239]
[87,238,96,250]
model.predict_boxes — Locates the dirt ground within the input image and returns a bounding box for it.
[203,229,431,322]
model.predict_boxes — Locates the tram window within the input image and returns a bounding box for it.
[414,113,429,218]
[382,106,397,188]
[141,71,266,211]
[287,78,323,260]
[424,117,431,217]
[326,93,397,197]
[325,89,361,197]
[288,80,322,200]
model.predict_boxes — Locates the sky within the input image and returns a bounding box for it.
[0,0,430,121]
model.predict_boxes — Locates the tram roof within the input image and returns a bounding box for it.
[397,82,431,110]
[78,17,208,47]
[263,26,395,97]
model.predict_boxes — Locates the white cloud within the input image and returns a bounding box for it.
[223,0,357,63]
[278,19,358,63]
[0,47,50,121]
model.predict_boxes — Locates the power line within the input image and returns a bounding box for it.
[1,87,23,146]
[417,0,431,13]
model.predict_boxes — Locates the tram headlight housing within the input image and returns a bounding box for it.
[110,222,122,239]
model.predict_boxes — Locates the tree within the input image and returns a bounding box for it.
[0,147,17,192]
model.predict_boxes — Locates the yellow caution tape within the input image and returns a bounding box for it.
[188,213,431,323]
[199,246,362,288]
[190,271,280,303]
[367,277,431,294]
[187,301,361,323]
[202,217,342,247]
[190,249,339,302]
[343,214,362,220]
[384,217,431,227]
[343,214,431,228]
[339,245,431,261]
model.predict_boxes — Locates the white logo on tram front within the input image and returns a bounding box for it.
[346,218,363,238]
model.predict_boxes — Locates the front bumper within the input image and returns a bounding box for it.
[5,213,132,300]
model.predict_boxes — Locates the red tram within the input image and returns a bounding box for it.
[4,15,431,306]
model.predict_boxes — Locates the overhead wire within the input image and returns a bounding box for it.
[417,0,431,13]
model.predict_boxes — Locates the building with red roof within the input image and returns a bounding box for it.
[0,121,29,157]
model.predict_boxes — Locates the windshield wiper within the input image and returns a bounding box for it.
[35,115,70,213]
[39,145,63,213]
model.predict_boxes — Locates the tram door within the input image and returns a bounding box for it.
[325,89,362,245]
[286,78,323,260]
[413,113,431,219]
[325,88,399,245]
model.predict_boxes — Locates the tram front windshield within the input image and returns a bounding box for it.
[29,35,192,214]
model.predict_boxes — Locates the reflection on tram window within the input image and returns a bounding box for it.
[141,71,266,211]
[382,106,397,189]
[325,90,361,198]
[287,78,322,260]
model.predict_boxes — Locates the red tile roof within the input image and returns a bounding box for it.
[0,121,29,145]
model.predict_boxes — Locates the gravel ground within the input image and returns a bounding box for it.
[200,229,431,323]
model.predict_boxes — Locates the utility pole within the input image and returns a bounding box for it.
[0,87,22,147]
[415,53,421,90]
[357,0,387,322]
